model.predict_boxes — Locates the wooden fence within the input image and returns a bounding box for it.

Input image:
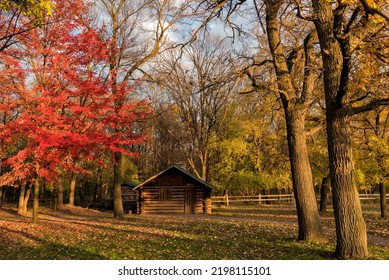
[359,193,389,200]
[212,194,294,206]
[212,193,389,206]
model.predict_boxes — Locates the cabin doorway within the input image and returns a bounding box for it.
[185,186,196,214]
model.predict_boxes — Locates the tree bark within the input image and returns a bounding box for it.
[327,112,368,259]
[201,150,208,181]
[379,182,386,218]
[22,185,31,214]
[17,183,26,214]
[57,176,64,207]
[320,176,329,212]
[113,151,124,218]
[33,179,40,223]
[69,172,76,206]
[284,107,327,242]
[17,183,31,214]
[0,186,3,209]
[312,0,369,259]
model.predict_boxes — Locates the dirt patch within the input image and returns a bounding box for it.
[368,236,389,247]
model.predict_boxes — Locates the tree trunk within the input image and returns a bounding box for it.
[113,151,124,218]
[17,182,31,214]
[373,110,387,218]
[284,108,327,242]
[0,186,3,209]
[201,151,208,181]
[327,113,368,259]
[93,182,98,203]
[379,182,386,218]
[264,0,327,243]
[69,172,76,206]
[22,185,31,214]
[33,179,40,223]
[312,0,369,259]
[57,177,64,207]
[17,183,26,215]
[320,176,329,212]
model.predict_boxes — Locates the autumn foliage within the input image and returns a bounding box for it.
[0,0,150,186]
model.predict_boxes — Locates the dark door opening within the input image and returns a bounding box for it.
[185,186,196,214]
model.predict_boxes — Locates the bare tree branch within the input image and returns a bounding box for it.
[360,0,389,22]
[349,98,389,116]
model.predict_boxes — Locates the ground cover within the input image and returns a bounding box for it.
[0,204,387,260]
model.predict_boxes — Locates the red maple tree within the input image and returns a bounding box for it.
[0,0,150,221]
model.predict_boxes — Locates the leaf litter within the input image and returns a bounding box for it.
[0,204,388,260]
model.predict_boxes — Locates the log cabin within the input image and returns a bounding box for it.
[133,165,214,214]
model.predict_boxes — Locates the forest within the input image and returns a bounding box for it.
[0,0,388,260]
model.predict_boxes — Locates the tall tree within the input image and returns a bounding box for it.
[184,0,327,242]
[152,35,239,180]
[310,0,389,259]
[0,0,149,221]
[259,0,327,243]
[96,0,196,217]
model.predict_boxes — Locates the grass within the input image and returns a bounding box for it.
[0,203,387,260]
[213,203,389,237]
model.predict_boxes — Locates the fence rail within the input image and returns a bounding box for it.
[358,193,389,200]
[212,194,294,206]
[212,193,389,206]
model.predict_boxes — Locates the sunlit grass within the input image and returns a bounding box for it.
[0,204,387,260]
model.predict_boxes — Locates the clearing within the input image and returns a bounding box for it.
[0,204,387,260]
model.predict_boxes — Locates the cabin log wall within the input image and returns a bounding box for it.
[140,186,206,214]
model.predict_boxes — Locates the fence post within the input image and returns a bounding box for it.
[225,194,229,207]
[258,194,262,204]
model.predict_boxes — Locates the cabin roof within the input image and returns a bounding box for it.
[121,181,138,188]
[134,165,215,190]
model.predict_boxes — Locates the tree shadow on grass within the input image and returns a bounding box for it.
[0,209,350,260]
[0,226,105,260]
[107,230,335,260]
[66,215,335,260]
[0,207,31,220]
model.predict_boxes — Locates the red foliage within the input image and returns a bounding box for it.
[0,0,151,186]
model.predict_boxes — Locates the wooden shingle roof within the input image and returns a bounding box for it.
[133,165,215,190]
